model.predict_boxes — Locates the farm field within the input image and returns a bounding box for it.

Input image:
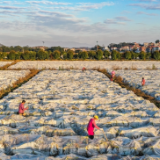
[0,70,30,90]
[8,61,160,70]
[111,70,160,101]
[0,70,160,159]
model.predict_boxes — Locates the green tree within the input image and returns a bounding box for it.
[78,51,82,59]
[146,52,151,59]
[53,50,60,59]
[22,51,30,60]
[63,52,67,60]
[103,50,110,59]
[36,50,48,60]
[153,51,160,60]
[111,50,117,60]
[67,50,74,60]
[139,51,146,60]
[124,51,132,60]
[80,51,88,60]
[7,50,16,60]
[95,49,103,60]
[15,52,21,60]
[155,40,160,43]
[116,51,121,60]
[29,51,36,60]
[88,51,96,59]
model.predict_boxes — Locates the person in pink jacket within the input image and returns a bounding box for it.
[18,100,28,116]
[87,115,102,139]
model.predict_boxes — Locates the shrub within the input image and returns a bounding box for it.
[63,52,67,60]
[139,51,146,60]
[95,49,103,60]
[146,52,151,59]
[53,50,60,59]
[81,51,88,60]
[116,52,121,60]
[153,51,160,60]
[88,51,96,59]
[22,51,30,60]
[7,50,16,60]
[29,51,36,60]
[103,50,110,59]
[111,50,117,60]
[15,52,21,60]
[67,50,74,59]
[124,51,132,60]
[36,50,48,60]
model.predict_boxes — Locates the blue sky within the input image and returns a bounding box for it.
[0,0,160,47]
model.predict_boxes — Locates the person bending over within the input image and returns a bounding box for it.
[18,100,28,116]
[87,115,103,140]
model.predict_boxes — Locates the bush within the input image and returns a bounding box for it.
[81,51,88,60]
[103,50,110,59]
[53,50,60,59]
[67,50,74,59]
[29,51,36,60]
[36,50,48,60]
[124,51,131,60]
[7,50,16,60]
[139,51,146,60]
[153,51,160,60]
[88,51,96,59]
[22,51,30,60]
[63,52,67,60]
[146,52,151,59]
[116,52,121,60]
[95,49,103,60]
[111,50,117,60]
[15,52,21,60]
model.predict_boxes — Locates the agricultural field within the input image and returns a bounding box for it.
[0,70,30,90]
[8,61,160,70]
[111,70,160,101]
[0,70,160,159]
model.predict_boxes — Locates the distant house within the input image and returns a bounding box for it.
[119,46,129,51]
[140,46,146,52]
[110,47,117,51]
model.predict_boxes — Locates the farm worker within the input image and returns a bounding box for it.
[111,70,115,78]
[87,115,103,139]
[18,100,28,116]
[142,77,145,86]
[82,67,86,72]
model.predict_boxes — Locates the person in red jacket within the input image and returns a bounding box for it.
[87,115,103,139]
[82,67,86,72]
[18,100,28,116]
[142,77,145,86]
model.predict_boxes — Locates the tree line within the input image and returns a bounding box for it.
[0,49,160,60]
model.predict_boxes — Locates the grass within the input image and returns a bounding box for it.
[0,61,18,70]
[95,67,160,108]
[0,69,40,99]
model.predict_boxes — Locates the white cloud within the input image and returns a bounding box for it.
[137,11,158,16]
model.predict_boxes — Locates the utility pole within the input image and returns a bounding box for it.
[96,41,98,51]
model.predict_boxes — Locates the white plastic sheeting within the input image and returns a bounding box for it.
[109,70,160,101]
[9,61,160,70]
[0,70,30,90]
[0,70,160,159]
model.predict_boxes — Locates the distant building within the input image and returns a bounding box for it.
[153,46,160,52]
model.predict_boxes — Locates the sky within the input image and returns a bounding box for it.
[0,0,160,47]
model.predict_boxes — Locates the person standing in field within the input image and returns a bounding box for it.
[18,100,28,116]
[111,70,115,81]
[142,77,145,86]
[87,115,103,140]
